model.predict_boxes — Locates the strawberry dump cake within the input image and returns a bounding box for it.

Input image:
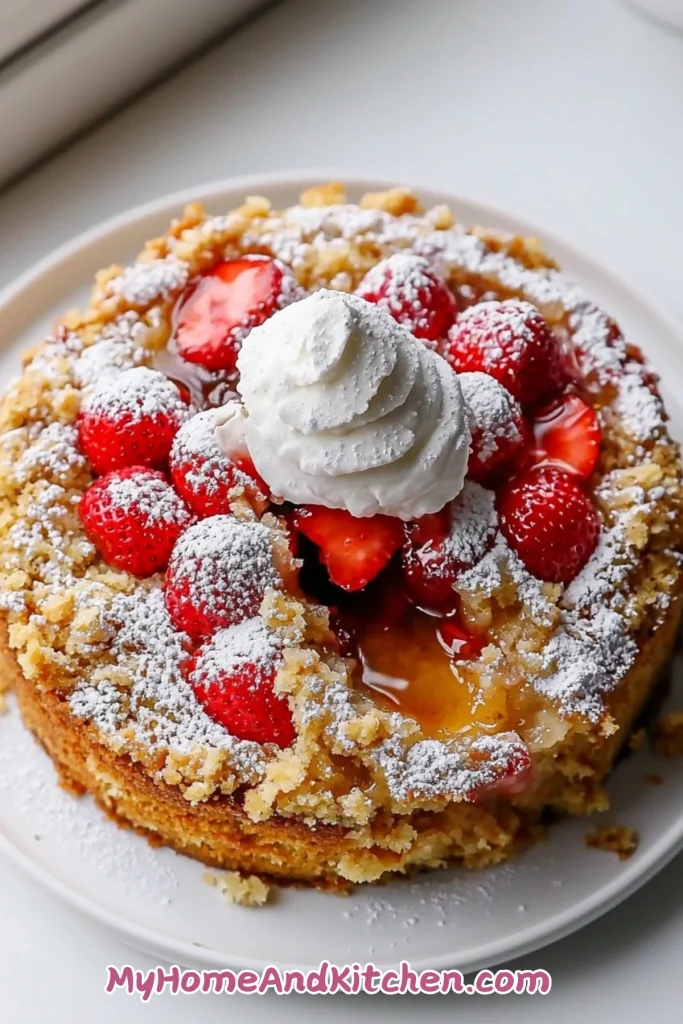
[1,182,682,891]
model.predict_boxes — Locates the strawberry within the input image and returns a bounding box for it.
[165,515,282,640]
[188,619,295,747]
[291,506,404,592]
[77,366,190,475]
[169,409,268,518]
[458,371,528,485]
[443,299,567,409]
[356,253,456,343]
[531,393,601,479]
[175,256,302,371]
[437,617,485,661]
[402,509,459,610]
[466,737,532,802]
[402,483,498,610]
[79,466,193,576]
[497,466,600,583]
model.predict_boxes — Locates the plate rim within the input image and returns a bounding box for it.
[2,169,683,974]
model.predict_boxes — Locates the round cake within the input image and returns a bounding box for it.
[1,182,681,891]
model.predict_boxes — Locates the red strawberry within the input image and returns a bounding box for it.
[175,256,302,371]
[79,466,193,576]
[402,509,459,610]
[188,619,295,747]
[437,617,485,661]
[443,299,567,409]
[169,408,268,518]
[466,737,532,802]
[291,506,404,592]
[531,393,601,479]
[165,515,282,640]
[497,466,600,583]
[356,253,456,343]
[458,371,528,485]
[402,483,497,610]
[77,366,190,475]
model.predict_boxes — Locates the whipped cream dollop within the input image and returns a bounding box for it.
[227,289,470,520]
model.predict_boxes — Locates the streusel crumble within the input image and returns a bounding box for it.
[0,183,681,890]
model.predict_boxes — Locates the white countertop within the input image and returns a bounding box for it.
[1,0,683,1019]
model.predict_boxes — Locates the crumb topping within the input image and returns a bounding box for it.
[73,313,150,387]
[107,256,189,306]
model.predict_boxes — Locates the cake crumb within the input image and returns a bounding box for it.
[652,711,683,757]
[644,772,664,785]
[203,870,271,907]
[628,728,646,751]
[585,825,638,860]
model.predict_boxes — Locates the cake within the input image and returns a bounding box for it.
[1,182,681,892]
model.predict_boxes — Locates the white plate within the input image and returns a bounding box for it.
[1,172,683,975]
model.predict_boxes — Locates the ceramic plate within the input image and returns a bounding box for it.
[1,172,683,974]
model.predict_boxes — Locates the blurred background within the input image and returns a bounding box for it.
[1,1,683,1021]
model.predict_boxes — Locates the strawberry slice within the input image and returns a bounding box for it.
[531,393,601,479]
[402,508,459,610]
[175,256,301,371]
[437,617,485,661]
[291,506,404,592]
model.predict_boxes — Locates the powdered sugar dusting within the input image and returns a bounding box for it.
[189,618,283,690]
[613,370,665,442]
[73,312,149,387]
[108,256,189,305]
[5,421,86,488]
[458,371,523,460]
[458,532,556,627]
[170,409,252,495]
[68,588,267,775]
[449,299,540,364]
[83,366,189,424]
[167,516,281,620]
[376,731,528,806]
[0,697,180,903]
[356,252,450,335]
[107,472,191,527]
[445,482,498,567]
[534,607,636,718]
